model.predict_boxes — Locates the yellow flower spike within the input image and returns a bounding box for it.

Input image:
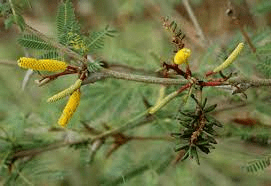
[18,57,67,72]
[174,48,191,65]
[213,42,244,73]
[58,89,81,127]
[47,79,82,103]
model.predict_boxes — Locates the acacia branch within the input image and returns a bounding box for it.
[227,78,271,87]
[8,139,90,164]
[83,68,271,89]
[9,133,173,163]
[83,69,188,85]
[92,111,151,140]
[22,21,271,89]
[6,56,271,90]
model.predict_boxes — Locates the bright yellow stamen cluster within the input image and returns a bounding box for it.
[58,89,81,127]
[68,32,88,53]
[174,48,191,65]
[47,79,82,103]
[18,57,67,72]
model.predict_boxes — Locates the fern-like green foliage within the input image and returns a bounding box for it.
[17,34,54,50]
[56,0,80,45]
[87,25,117,53]
[256,58,271,78]
[242,157,271,173]
[38,51,60,60]
[55,0,116,58]
[17,34,61,61]
[86,58,102,72]
[0,0,29,30]
[6,0,27,31]
[15,0,116,72]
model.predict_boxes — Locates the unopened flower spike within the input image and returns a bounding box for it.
[58,89,81,127]
[213,42,244,73]
[18,57,68,72]
[206,43,244,76]
[47,79,82,103]
[174,48,191,65]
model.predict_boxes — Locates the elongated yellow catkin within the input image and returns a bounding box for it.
[18,57,67,72]
[174,48,191,65]
[58,89,81,127]
[213,43,244,73]
[47,79,82,103]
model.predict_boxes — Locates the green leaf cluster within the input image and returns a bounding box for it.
[17,33,60,60]
[3,0,271,185]
[16,0,116,71]
[172,96,222,165]
[18,34,54,50]
[0,0,29,30]
[55,0,116,56]
[56,0,80,44]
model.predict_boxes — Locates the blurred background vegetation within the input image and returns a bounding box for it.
[1,0,271,185]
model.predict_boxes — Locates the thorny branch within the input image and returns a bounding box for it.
[83,68,271,90]
[7,58,271,165]
[83,68,189,85]
[2,59,271,90]
[14,22,271,91]
[4,13,271,168]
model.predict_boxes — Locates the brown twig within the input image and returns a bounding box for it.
[7,139,90,167]
[8,133,173,165]
[190,113,206,144]
[182,0,207,45]
[172,150,185,165]
[147,1,205,48]
[163,62,186,77]
[227,78,271,87]
[226,1,257,54]
[190,87,205,144]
